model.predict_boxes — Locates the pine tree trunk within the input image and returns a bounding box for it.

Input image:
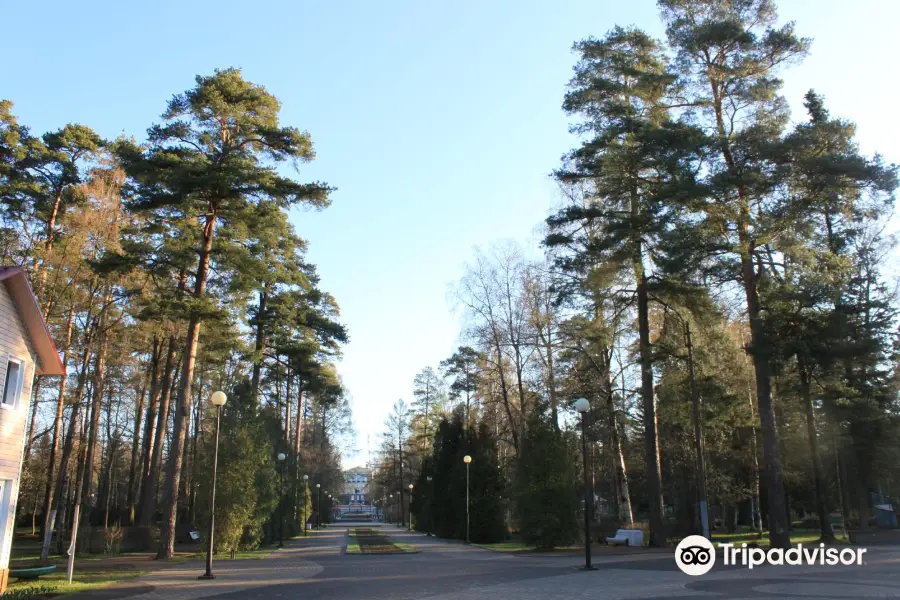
[637,278,664,545]
[285,369,292,446]
[139,337,177,526]
[40,305,75,546]
[705,66,791,547]
[96,383,116,525]
[798,359,834,541]
[139,336,163,498]
[47,339,93,560]
[630,181,664,546]
[80,303,111,531]
[127,376,148,524]
[857,486,870,531]
[177,390,194,527]
[836,440,853,529]
[158,214,216,559]
[294,388,303,455]
[35,191,63,308]
[47,307,100,559]
[250,283,269,403]
[24,378,42,459]
[605,363,633,526]
[742,256,790,548]
[188,391,202,528]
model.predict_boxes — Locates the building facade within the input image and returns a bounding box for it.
[341,466,373,505]
[0,267,65,592]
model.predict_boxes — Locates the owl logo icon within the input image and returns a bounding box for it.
[675,535,716,576]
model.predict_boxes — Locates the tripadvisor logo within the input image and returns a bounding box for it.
[721,542,867,569]
[675,535,716,576]
[675,535,868,576]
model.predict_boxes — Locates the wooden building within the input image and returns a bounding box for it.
[0,267,64,592]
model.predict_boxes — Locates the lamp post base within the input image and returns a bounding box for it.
[198,573,216,580]
[579,565,597,571]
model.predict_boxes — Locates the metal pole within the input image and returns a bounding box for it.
[685,321,710,539]
[200,405,221,579]
[466,463,470,544]
[428,479,432,537]
[317,487,321,529]
[581,411,594,570]
[278,462,284,548]
[303,480,308,536]
[66,504,80,583]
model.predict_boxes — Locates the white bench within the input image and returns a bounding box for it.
[606,529,644,547]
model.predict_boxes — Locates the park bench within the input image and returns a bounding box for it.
[605,529,643,547]
[9,565,56,580]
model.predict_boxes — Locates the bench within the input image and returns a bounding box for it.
[10,565,56,580]
[606,529,644,547]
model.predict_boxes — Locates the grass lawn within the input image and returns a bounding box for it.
[4,566,150,598]
[711,528,850,547]
[471,541,536,553]
[5,540,281,598]
[346,528,417,554]
[476,527,850,554]
[472,540,585,553]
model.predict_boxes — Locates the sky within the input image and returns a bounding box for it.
[2,0,899,468]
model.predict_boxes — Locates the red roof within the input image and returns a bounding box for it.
[0,267,65,376]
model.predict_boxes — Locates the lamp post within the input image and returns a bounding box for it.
[426,476,433,536]
[573,398,595,571]
[463,455,472,543]
[277,453,286,547]
[389,493,394,524]
[303,475,309,536]
[316,484,321,529]
[408,484,414,531]
[199,391,227,580]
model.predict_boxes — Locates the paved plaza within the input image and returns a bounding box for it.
[68,524,900,599]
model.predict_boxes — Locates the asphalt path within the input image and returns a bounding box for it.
[69,522,900,599]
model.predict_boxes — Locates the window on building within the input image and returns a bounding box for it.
[2,358,23,408]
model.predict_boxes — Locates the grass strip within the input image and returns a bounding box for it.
[348,528,417,554]
[5,568,150,598]
[345,541,362,554]
[711,529,851,548]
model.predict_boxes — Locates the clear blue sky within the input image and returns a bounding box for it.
[3,0,898,466]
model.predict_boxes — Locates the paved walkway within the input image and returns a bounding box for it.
[66,531,330,600]
[67,522,900,599]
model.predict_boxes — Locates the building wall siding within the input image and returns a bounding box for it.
[0,281,37,569]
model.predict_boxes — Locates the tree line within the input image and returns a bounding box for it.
[0,68,352,560]
[373,0,900,549]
